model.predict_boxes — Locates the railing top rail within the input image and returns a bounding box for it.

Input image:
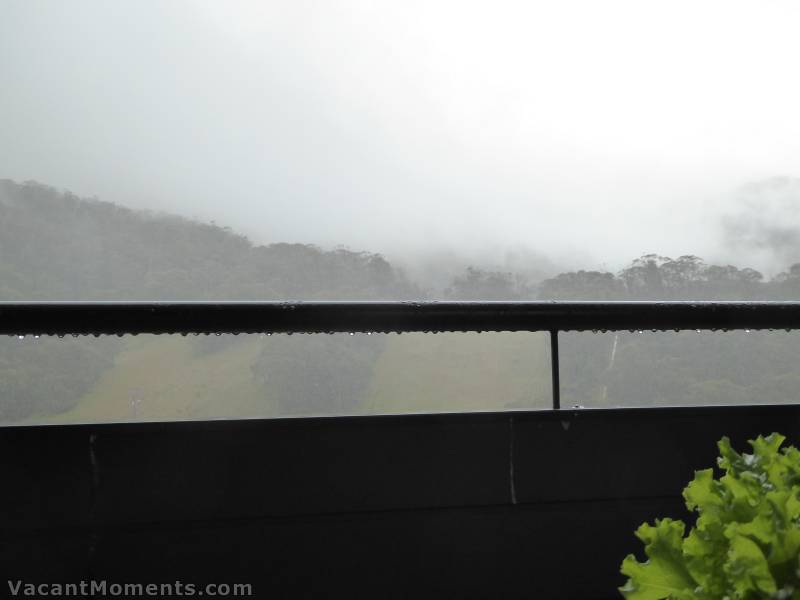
[3,301,800,336]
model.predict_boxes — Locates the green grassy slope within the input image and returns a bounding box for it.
[364,332,552,414]
[39,336,274,424]
[34,332,552,424]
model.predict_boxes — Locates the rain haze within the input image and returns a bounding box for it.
[5,2,800,425]
[3,0,800,275]
[10,5,800,594]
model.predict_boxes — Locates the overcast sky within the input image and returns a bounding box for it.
[2,1,800,273]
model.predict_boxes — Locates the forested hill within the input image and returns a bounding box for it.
[4,178,800,425]
[446,255,800,300]
[0,179,415,423]
[0,179,416,300]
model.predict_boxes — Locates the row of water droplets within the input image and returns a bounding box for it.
[6,327,794,339]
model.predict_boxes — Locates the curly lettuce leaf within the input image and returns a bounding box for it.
[621,434,800,599]
[724,534,776,596]
[620,519,697,600]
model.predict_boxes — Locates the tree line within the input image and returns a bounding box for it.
[3,178,800,420]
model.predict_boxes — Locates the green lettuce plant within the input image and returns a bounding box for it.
[620,433,800,599]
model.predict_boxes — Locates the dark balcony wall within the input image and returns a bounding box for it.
[2,405,800,599]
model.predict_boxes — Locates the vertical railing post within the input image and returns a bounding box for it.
[550,330,561,409]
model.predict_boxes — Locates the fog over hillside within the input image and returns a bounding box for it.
[4,178,800,426]
[3,1,800,274]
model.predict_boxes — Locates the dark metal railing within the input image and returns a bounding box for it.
[3,301,800,410]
